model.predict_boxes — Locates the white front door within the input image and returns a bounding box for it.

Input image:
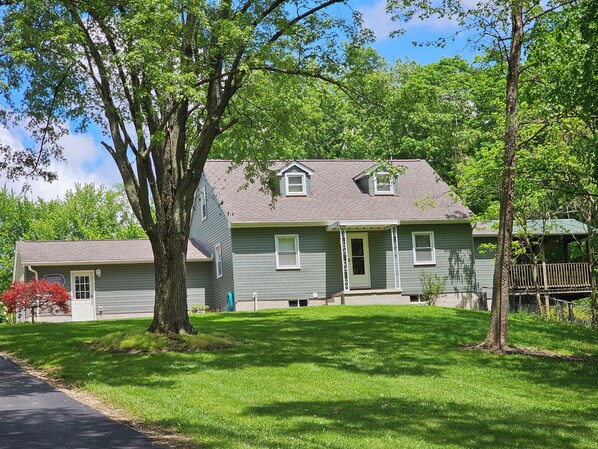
[70,270,96,321]
[348,233,371,289]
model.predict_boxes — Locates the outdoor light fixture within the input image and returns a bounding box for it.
[95,268,101,277]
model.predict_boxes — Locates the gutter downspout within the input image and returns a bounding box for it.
[12,249,20,282]
[27,265,39,280]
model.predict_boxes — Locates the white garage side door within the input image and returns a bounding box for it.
[70,270,96,321]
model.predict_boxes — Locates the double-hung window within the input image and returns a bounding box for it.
[285,173,306,196]
[275,235,300,269]
[412,231,436,265]
[200,188,207,221]
[374,172,395,195]
[215,243,223,278]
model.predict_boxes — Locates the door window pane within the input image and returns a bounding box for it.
[74,275,91,299]
[351,239,364,257]
[351,239,366,275]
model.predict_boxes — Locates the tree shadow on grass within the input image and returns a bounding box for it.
[243,397,598,449]
[1,308,596,394]
[2,308,597,448]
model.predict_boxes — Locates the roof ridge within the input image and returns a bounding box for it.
[205,159,423,163]
[18,238,150,243]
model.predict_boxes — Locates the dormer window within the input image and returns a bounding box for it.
[277,161,314,197]
[285,172,307,196]
[374,172,395,195]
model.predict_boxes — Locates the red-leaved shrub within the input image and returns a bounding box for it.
[1,280,70,323]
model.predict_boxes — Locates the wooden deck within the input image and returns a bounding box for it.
[510,262,592,294]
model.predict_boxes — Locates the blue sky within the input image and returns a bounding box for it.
[352,0,477,64]
[1,0,475,200]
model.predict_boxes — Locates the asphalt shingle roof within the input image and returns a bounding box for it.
[204,159,472,223]
[473,219,589,237]
[16,239,210,266]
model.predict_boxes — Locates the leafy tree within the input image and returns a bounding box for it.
[0,188,34,292]
[215,51,498,191]
[1,279,70,323]
[387,0,577,350]
[212,45,395,163]
[0,183,144,290]
[25,183,145,241]
[525,0,598,325]
[0,1,363,334]
[388,57,492,188]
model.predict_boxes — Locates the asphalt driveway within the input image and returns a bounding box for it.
[0,356,164,449]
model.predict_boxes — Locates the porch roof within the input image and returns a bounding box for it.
[326,220,400,231]
[473,219,589,237]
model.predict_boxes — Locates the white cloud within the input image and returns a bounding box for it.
[359,0,480,43]
[359,1,396,42]
[1,124,121,201]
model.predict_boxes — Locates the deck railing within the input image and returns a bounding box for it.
[510,263,591,291]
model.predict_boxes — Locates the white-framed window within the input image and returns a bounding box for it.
[412,231,436,265]
[275,234,300,269]
[284,172,307,196]
[215,243,223,278]
[200,187,207,221]
[374,172,395,195]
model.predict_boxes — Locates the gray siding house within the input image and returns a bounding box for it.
[13,239,212,322]
[12,159,482,321]
[191,160,477,311]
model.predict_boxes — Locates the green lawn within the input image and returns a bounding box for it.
[1,306,597,449]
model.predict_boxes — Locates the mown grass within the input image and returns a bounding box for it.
[89,330,237,353]
[1,306,597,449]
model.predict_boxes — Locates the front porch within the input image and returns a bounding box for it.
[327,220,402,294]
[510,262,592,295]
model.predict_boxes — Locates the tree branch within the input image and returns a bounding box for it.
[523,0,577,25]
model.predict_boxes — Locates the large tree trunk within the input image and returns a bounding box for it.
[145,101,200,335]
[148,230,196,334]
[483,3,524,350]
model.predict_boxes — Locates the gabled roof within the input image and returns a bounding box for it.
[276,161,315,176]
[352,163,384,181]
[15,239,211,266]
[473,219,589,237]
[204,159,472,224]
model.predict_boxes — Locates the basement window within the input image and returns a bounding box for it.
[289,299,308,308]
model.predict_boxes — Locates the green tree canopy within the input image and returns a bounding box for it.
[0,183,144,292]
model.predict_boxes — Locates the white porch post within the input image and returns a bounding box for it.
[391,226,401,290]
[340,227,350,291]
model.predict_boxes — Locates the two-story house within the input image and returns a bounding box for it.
[13,159,480,321]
